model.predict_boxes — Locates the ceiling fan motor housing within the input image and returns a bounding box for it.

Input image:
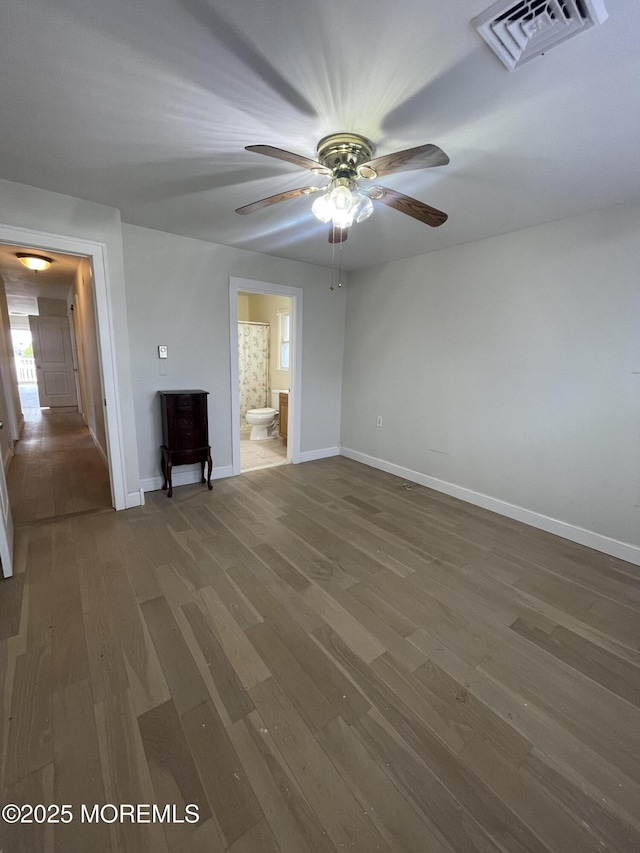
[316,133,375,179]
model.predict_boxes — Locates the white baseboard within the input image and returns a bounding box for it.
[141,464,234,494]
[89,425,109,467]
[3,445,13,474]
[125,487,146,509]
[297,446,341,463]
[340,447,640,567]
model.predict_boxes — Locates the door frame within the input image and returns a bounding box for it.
[0,224,128,510]
[68,300,84,417]
[229,277,303,476]
[0,420,14,577]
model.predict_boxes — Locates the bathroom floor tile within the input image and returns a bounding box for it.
[240,436,287,472]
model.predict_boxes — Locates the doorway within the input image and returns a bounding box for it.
[229,277,303,476]
[0,224,129,511]
[0,225,130,577]
[238,309,289,472]
[11,325,38,410]
[0,244,111,525]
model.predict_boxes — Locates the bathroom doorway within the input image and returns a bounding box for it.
[238,299,290,471]
[229,277,303,476]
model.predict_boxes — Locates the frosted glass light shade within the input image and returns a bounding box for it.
[16,253,52,271]
[311,183,374,230]
[311,193,333,223]
[332,208,354,229]
[329,184,353,210]
[352,194,374,223]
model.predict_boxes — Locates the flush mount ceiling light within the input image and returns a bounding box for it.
[16,253,53,272]
[236,132,449,243]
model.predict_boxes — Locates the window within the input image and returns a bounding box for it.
[277,310,290,371]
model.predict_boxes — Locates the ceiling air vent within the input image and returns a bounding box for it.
[472,0,608,70]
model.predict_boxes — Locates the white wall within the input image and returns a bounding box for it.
[0,275,23,461]
[122,224,346,485]
[241,292,291,395]
[237,293,250,321]
[342,199,640,554]
[37,297,67,317]
[73,259,107,459]
[0,178,140,498]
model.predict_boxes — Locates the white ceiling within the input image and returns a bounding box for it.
[1,0,639,270]
[0,245,79,314]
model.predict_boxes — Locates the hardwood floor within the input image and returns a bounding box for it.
[1,448,639,851]
[7,407,112,524]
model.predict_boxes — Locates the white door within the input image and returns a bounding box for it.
[29,316,78,408]
[0,419,13,578]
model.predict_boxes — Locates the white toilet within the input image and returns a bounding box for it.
[246,390,285,440]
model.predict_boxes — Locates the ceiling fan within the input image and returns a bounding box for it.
[235,132,449,243]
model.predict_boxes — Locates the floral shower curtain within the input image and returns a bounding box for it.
[238,321,270,424]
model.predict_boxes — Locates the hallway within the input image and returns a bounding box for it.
[7,405,112,525]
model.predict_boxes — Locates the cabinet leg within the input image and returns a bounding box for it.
[161,450,168,490]
[166,458,173,498]
[206,450,213,490]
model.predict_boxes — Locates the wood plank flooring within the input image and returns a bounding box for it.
[7,406,111,525]
[1,447,640,851]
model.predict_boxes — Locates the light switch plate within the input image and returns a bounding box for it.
[158,345,168,359]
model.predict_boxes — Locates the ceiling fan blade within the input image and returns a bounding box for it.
[328,225,348,243]
[246,145,331,175]
[373,186,447,227]
[235,186,321,215]
[358,144,449,179]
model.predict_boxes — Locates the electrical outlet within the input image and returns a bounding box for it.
[158,345,168,359]
[376,416,383,428]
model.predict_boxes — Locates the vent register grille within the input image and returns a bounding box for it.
[472,0,608,70]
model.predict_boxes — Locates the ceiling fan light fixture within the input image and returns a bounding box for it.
[332,208,354,229]
[312,180,374,229]
[16,253,52,271]
[328,183,353,211]
[311,193,333,223]
[352,193,374,223]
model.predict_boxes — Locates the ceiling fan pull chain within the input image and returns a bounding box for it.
[330,238,336,290]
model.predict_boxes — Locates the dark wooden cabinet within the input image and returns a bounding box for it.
[159,390,212,497]
[279,392,288,446]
